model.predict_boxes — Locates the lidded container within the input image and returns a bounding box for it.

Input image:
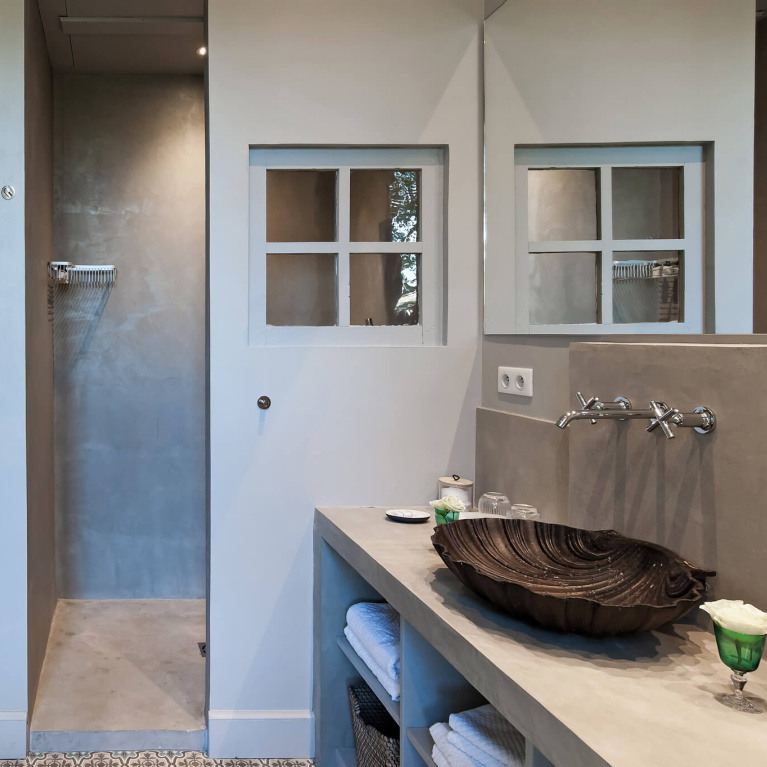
[437,475,474,508]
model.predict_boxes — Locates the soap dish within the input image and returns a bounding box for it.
[386,509,430,524]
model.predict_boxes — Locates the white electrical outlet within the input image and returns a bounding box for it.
[497,366,533,397]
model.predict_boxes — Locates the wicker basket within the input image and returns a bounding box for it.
[348,682,400,767]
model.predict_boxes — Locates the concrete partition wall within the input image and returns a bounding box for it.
[207,0,483,757]
[25,0,56,716]
[483,0,756,420]
[0,0,29,757]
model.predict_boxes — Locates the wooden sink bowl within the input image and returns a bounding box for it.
[432,518,715,637]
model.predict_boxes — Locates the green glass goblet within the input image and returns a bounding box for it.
[713,622,767,713]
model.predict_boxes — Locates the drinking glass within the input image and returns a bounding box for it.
[713,622,767,713]
[507,504,540,520]
[478,492,511,517]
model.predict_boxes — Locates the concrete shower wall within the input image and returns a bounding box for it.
[25,0,56,715]
[53,75,206,598]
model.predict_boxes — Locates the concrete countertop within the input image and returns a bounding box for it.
[316,507,767,767]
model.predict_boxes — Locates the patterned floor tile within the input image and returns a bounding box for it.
[1,754,313,767]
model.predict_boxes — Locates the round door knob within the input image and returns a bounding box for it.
[257,395,271,410]
[1,185,15,201]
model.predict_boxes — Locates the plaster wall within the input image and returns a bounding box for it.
[207,0,483,756]
[0,0,30,756]
[25,0,56,715]
[53,75,206,598]
[755,20,767,333]
[483,0,756,418]
[476,341,767,616]
[567,342,767,610]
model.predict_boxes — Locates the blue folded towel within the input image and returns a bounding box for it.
[448,705,525,767]
[346,602,400,679]
[344,625,400,702]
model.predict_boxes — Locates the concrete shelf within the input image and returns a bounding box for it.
[406,728,436,767]
[337,634,400,724]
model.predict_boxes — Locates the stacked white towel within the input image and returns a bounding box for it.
[430,705,525,767]
[344,602,401,702]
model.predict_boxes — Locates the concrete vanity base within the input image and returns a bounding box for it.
[314,507,767,767]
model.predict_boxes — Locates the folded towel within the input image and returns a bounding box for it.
[344,625,400,702]
[448,705,525,767]
[432,744,453,767]
[447,731,507,767]
[346,602,400,679]
[429,723,477,767]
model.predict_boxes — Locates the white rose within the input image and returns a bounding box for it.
[430,496,466,513]
[700,599,767,635]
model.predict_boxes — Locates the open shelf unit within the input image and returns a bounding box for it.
[316,537,502,767]
[337,634,400,723]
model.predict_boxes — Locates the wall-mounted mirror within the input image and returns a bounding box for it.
[483,0,756,336]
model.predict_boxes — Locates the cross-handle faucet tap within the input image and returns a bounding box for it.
[556,394,716,438]
[647,401,676,439]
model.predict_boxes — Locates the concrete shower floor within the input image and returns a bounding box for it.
[30,599,206,752]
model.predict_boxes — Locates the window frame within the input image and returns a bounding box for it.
[513,145,705,335]
[249,147,444,347]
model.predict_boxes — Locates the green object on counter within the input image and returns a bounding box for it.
[435,508,460,525]
[714,623,766,673]
[712,622,766,713]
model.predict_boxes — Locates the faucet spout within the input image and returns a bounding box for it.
[556,411,581,429]
[556,408,657,429]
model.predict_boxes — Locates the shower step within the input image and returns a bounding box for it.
[29,728,206,753]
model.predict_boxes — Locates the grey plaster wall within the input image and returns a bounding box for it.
[53,75,206,598]
[475,408,568,525]
[25,0,56,712]
[476,342,767,609]
[756,21,767,333]
[567,342,767,609]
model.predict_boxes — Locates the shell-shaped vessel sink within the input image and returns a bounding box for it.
[432,518,715,637]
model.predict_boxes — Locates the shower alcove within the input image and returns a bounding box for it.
[26,2,207,753]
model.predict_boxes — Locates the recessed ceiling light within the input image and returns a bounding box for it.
[197,46,207,56]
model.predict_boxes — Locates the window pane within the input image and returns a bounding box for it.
[266,253,337,326]
[613,251,680,323]
[267,170,337,242]
[350,253,419,326]
[612,167,681,240]
[350,170,420,242]
[528,169,598,241]
[529,252,598,325]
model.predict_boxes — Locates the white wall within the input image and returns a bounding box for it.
[207,0,483,757]
[0,0,29,758]
[482,0,756,419]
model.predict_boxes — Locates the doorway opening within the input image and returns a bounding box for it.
[26,0,208,752]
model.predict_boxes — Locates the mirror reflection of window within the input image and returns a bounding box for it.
[613,251,681,324]
[529,252,598,325]
[612,167,682,240]
[528,169,598,241]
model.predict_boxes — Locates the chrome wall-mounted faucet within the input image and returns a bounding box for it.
[556,393,716,438]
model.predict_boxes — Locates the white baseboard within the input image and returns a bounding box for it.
[207,709,314,758]
[0,712,27,759]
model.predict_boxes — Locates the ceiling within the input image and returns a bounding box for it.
[36,0,205,74]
